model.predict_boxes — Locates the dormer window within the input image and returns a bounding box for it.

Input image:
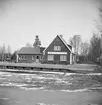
[54,46,61,51]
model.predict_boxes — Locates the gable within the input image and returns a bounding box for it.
[43,35,72,53]
[58,35,71,52]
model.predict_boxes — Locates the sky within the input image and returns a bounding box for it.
[0,0,101,53]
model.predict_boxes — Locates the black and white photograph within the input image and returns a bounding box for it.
[0,0,102,105]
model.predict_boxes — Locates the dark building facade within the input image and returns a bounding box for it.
[17,47,45,63]
[43,35,75,64]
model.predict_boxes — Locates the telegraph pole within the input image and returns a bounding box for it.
[2,43,5,61]
[100,34,102,66]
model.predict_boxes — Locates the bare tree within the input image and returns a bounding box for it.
[7,45,11,54]
[91,5,102,63]
[0,46,3,54]
[80,42,89,56]
[69,35,82,54]
[88,33,101,63]
[1,44,6,61]
[69,35,82,62]
[78,42,90,63]
[97,6,102,34]
[98,7,102,61]
[90,2,102,82]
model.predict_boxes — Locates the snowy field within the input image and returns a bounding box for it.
[0,71,102,105]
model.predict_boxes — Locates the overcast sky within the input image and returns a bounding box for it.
[0,0,100,53]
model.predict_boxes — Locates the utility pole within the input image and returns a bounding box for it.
[100,34,102,66]
[2,43,5,61]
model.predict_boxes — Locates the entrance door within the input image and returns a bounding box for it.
[36,56,39,62]
[54,55,60,64]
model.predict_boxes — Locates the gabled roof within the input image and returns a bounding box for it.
[17,47,41,55]
[43,35,72,53]
[67,44,72,50]
[58,35,72,52]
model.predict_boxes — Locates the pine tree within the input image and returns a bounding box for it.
[33,35,41,48]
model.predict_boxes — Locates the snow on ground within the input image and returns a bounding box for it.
[0,71,102,105]
[0,71,101,92]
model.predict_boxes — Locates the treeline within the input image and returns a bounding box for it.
[69,34,102,64]
[88,34,101,64]
[87,4,102,65]
[0,44,17,62]
[69,5,102,65]
[0,35,42,62]
[0,44,12,61]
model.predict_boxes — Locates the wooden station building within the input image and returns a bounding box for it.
[43,35,75,64]
[17,35,75,64]
[17,47,45,63]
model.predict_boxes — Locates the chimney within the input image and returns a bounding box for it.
[60,35,63,38]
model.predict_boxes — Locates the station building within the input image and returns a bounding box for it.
[43,35,75,64]
[17,47,45,63]
[17,35,75,64]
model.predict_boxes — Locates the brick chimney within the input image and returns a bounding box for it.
[60,35,63,38]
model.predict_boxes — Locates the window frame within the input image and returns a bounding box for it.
[54,46,61,51]
[19,56,26,60]
[47,55,54,61]
[60,55,67,61]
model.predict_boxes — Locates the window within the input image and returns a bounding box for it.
[24,56,26,60]
[36,56,39,59]
[60,55,67,61]
[19,56,23,60]
[54,46,61,51]
[32,56,34,60]
[20,56,26,60]
[47,55,54,61]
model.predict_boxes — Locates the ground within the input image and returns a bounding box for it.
[0,64,101,105]
[0,87,102,105]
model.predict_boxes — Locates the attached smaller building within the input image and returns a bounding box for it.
[17,47,45,63]
[43,35,75,64]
